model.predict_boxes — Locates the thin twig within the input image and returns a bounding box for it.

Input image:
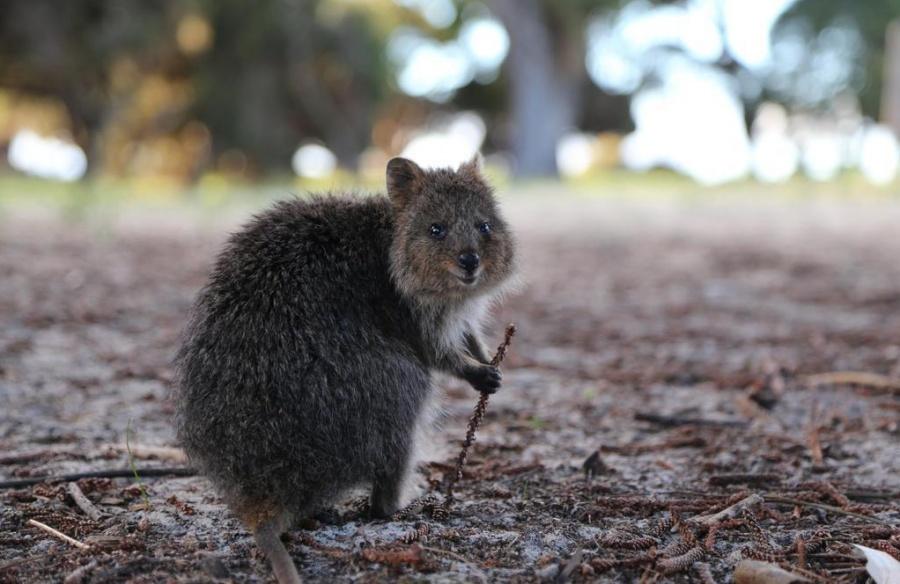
[763,495,890,525]
[634,413,747,429]
[0,467,195,490]
[795,534,807,571]
[804,371,900,392]
[806,401,824,466]
[442,324,516,512]
[708,473,782,487]
[844,489,900,501]
[26,519,91,550]
[67,482,102,521]
[0,446,79,465]
[0,444,186,468]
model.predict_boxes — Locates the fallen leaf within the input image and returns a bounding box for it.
[733,560,809,584]
[854,544,900,584]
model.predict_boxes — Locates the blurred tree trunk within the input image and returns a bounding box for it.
[282,3,378,171]
[491,0,582,178]
[881,20,900,135]
[61,94,103,178]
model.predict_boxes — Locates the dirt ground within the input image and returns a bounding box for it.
[1,193,899,583]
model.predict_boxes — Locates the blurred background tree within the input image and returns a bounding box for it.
[773,0,900,118]
[0,0,390,178]
[0,1,175,175]
[1,0,899,185]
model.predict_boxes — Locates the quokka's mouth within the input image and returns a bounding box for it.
[450,268,481,286]
[448,264,483,287]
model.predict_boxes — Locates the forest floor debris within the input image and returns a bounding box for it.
[1,195,899,582]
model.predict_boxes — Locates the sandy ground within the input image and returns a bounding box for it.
[1,193,899,582]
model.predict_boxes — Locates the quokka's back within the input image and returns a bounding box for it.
[175,194,421,509]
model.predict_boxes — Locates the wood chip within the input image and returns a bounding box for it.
[691,494,764,527]
[67,482,102,520]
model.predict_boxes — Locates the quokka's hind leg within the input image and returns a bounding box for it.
[370,445,418,519]
[253,516,302,584]
[370,472,404,518]
[371,387,435,518]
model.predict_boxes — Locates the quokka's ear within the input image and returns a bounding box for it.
[386,157,424,209]
[458,153,484,177]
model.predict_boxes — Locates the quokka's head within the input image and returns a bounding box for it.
[387,156,516,301]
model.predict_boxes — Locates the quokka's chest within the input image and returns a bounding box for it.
[428,296,490,355]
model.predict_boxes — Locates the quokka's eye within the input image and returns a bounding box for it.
[479,222,492,235]
[429,223,447,240]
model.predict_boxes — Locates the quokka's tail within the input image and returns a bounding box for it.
[254,519,302,584]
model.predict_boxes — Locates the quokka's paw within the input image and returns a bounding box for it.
[464,364,502,394]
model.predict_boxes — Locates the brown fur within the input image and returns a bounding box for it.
[174,157,516,582]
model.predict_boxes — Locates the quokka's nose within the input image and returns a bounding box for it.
[457,251,480,273]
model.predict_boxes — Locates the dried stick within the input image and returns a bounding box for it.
[634,413,746,428]
[804,371,900,392]
[0,444,186,466]
[0,446,79,465]
[763,495,890,525]
[67,482,102,521]
[806,401,824,466]
[442,324,516,511]
[708,473,782,487]
[26,519,91,550]
[691,494,764,527]
[0,467,196,490]
[795,535,807,571]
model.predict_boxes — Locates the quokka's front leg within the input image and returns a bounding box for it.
[463,328,492,364]
[441,345,502,394]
